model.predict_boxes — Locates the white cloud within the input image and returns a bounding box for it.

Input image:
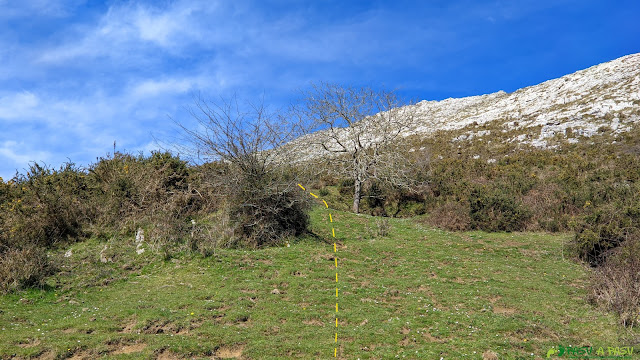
[131,78,195,99]
[0,91,40,120]
[0,140,50,167]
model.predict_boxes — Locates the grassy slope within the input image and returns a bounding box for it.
[0,207,635,359]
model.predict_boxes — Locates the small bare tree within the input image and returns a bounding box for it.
[294,82,421,213]
[176,94,310,247]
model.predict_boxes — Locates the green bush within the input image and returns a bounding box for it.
[569,203,640,266]
[469,185,531,232]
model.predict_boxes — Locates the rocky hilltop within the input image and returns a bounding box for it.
[288,53,640,159]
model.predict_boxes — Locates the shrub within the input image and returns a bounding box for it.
[0,245,51,293]
[1,162,90,249]
[375,218,391,237]
[590,237,640,327]
[424,201,471,231]
[569,203,640,266]
[469,186,530,232]
[228,180,310,248]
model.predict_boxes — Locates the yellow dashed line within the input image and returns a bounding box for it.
[298,185,341,358]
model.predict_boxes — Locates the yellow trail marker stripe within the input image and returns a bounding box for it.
[298,184,342,358]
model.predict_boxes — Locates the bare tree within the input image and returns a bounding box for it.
[176,94,310,247]
[293,82,421,213]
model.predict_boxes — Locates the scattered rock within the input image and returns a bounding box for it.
[270,289,281,295]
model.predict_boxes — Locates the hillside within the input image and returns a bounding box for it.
[287,53,640,160]
[0,209,635,359]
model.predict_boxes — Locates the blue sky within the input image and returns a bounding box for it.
[0,0,639,179]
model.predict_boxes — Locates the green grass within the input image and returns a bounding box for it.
[0,207,637,359]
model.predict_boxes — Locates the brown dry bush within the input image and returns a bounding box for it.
[590,237,640,327]
[0,245,51,293]
[423,201,471,231]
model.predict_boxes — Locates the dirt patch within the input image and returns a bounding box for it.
[423,331,449,343]
[482,350,499,360]
[62,328,76,334]
[120,318,138,333]
[68,350,92,360]
[142,320,190,334]
[215,344,245,359]
[302,318,323,326]
[36,350,56,360]
[157,349,181,360]
[400,327,410,335]
[493,306,518,315]
[17,338,41,348]
[112,343,147,355]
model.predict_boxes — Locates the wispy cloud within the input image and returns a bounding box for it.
[0,0,637,180]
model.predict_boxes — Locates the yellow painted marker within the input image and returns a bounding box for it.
[310,192,318,198]
[335,332,337,342]
[297,184,305,190]
[329,213,333,222]
[336,303,338,312]
[334,348,337,357]
[336,273,338,282]
[336,288,338,297]
[323,200,328,208]
[332,228,335,237]
[335,258,337,267]
[336,318,338,327]
[334,243,336,252]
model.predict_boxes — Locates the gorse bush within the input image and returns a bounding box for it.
[469,185,531,232]
[1,162,90,249]
[569,202,640,266]
[0,151,204,292]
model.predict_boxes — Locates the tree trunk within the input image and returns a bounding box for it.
[353,177,361,214]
